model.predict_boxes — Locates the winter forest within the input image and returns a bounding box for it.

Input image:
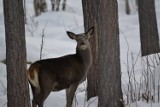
[0,0,160,107]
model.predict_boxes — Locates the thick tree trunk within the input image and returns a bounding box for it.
[97,0,123,107]
[138,0,160,56]
[3,0,30,107]
[82,0,99,100]
[82,0,124,107]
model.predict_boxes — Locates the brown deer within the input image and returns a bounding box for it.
[28,27,94,107]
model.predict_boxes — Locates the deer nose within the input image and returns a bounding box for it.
[80,42,87,50]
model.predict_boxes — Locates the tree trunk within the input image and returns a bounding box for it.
[40,0,47,12]
[135,0,138,7]
[24,0,27,23]
[34,0,41,16]
[97,0,123,107]
[138,0,160,56]
[82,0,124,107]
[3,0,30,107]
[34,0,47,16]
[82,0,99,100]
[125,0,130,15]
[62,0,67,11]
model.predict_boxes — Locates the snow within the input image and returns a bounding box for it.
[0,0,160,107]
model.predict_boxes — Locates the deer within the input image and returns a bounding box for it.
[51,0,67,11]
[28,26,94,107]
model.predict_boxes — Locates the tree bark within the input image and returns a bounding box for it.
[82,0,99,100]
[97,0,123,107]
[138,0,160,56]
[82,0,124,107]
[3,0,30,107]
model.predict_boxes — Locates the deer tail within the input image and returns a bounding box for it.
[28,63,40,89]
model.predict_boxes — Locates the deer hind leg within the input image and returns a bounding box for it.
[31,85,52,107]
[30,84,38,107]
[30,85,40,107]
[31,78,54,107]
[66,83,78,107]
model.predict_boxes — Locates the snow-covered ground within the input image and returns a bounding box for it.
[0,0,160,107]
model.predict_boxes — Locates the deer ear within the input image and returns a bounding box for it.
[67,31,77,40]
[86,26,94,36]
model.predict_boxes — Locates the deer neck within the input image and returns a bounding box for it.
[76,46,92,70]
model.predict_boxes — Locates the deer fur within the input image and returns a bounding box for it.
[28,27,94,107]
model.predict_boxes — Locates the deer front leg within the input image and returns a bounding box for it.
[66,83,78,107]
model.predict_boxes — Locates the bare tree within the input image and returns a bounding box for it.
[138,0,160,56]
[82,0,124,107]
[3,0,30,107]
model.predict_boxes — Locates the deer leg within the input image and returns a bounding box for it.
[33,87,52,107]
[31,87,43,107]
[30,84,39,107]
[32,99,37,107]
[32,92,41,107]
[34,73,54,107]
[66,83,78,107]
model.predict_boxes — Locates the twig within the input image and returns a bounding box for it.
[40,23,47,60]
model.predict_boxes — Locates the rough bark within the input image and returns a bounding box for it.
[82,0,99,100]
[82,0,124,107]
[138,0,160,56]
[3,0,30,107]
[97,0,123,107]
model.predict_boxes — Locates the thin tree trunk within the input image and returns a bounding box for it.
[34,0,41,16]
[125,0,130,15]
[40,0,47,12]
[3,0,30,106]
[62,0,67,11]
[34,0,47,16]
